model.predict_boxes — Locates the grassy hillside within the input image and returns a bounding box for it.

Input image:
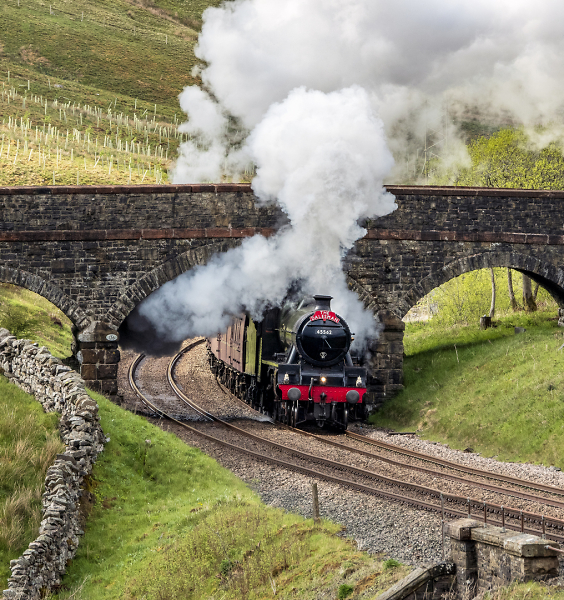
[0,379,64,589]
[370,311,564,466]
[1,0,220,108]
[51,392,409,600]
[0,0,223,185]
[0,283,73,358]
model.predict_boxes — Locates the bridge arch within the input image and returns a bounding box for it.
[0,265,90,329]
[395,251,564,319]
[105,240,241,330]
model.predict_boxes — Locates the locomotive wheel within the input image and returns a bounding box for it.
[342,406,349,430]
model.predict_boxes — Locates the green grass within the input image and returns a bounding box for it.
[485,581,564,599]
[0,376,64,590]
[0,0,225,186]
[371,310,564,466]
[0,283,73,358]
[1,0,219,110]
[51,392,409,600]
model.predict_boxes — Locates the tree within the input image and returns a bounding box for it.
[522,275,537,312]
[449,128,564,190]
[489,268,496,318]
[433,127,564,313]
[507,268,519,311]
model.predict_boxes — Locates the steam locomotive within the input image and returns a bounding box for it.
[207,295,367,429]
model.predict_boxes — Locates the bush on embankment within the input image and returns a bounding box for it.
[370,311,564,467]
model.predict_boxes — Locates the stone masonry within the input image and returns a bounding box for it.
[2,183,564,406]
[0,328,106,600]
[447,518,560,598]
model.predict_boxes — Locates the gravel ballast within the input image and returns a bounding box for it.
[117,341,564,567]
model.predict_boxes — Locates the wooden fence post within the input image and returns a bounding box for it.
[312,483,320,524]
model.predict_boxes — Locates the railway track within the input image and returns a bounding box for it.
[216,374,564,509]
[129,344,564,544]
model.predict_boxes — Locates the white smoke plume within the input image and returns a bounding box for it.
[125,0,564,352]
[173,0,564,184]
[131,86,396,351]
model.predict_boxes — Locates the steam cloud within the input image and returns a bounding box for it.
[125,86,396,353]
[123,0,564,353]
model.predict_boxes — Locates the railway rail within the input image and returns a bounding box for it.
[217,371,564,509]
[128,343,564,544]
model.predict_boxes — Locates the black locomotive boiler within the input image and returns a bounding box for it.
[207,295,367,429]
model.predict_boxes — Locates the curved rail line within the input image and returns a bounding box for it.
[130,348,564,543]
[212,365,564,511]
[344,430,564,499]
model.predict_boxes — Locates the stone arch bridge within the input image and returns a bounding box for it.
[1,183,564,407]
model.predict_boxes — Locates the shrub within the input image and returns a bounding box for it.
[383,558,401,570]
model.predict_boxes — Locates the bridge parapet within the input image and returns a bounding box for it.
[448,518,560,598]
[0,184,563,404]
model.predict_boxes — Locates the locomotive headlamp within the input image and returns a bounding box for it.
[356,376,362,387]
[320,376,327,384]
[283,373,290,384]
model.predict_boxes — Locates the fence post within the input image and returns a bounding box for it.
[312,483,320,524]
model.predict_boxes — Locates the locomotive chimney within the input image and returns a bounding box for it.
[313,295,332,311]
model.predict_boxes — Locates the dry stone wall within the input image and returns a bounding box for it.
[0,328,106,600]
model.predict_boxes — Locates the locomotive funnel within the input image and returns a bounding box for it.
[313,295,332,311]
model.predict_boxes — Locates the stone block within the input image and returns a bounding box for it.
[503,534,560,558]
[86,380,102,392]
[100,379,118,395]
[447,519,483,541]
[98,364,118,379]
[377,310,405,331]
[519,556,560,579]
[78,349,103,364]
[472,525,517,547]
[451,540,477,569]
[104,350,120,364]
[77,321,119,343]
[79,364,96,380]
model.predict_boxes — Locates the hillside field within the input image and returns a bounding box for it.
[0,0,223,186]
[371,310,564,467]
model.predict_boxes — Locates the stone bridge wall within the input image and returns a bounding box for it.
[447,518,560,598]
[2,184,564,404]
